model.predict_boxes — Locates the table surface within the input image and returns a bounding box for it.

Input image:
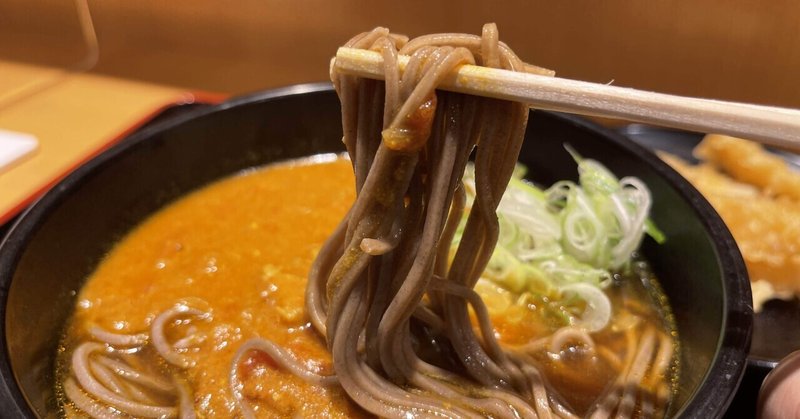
[0,59,191,224]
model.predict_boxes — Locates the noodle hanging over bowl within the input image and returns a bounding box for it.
[304,24,573,418]
[301,23,672,418]
[57,24,678,419]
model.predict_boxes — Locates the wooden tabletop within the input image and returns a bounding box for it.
[0,60,191,224]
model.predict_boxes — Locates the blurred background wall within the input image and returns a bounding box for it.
[1,0,798,107]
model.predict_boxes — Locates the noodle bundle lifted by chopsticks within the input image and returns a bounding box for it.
[306,23,569,418]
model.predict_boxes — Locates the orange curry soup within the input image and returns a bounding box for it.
[58,157,366,417]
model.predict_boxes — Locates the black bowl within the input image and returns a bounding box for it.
[0,83,751,417]
[620,124,800,374]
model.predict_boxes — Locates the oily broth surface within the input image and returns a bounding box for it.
[480,263,678,415]
[57,156,677,417]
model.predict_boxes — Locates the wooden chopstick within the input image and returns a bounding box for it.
[334,47,800,152]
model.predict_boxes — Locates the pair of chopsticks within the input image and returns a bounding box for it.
[334,48,800,152]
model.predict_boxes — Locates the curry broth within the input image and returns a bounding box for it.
[57,156,676,418]
[58,157,364,417]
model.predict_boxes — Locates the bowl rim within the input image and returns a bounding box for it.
[0,82,752,418]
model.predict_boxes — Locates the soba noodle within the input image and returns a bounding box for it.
[59,24,676,419]
[302,23,666,418]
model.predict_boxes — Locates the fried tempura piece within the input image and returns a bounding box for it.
[695,134,800,200]
[663,152,800,303]
[659,153,758,200]
[704,193,800,295]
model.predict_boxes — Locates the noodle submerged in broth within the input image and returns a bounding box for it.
[57,25,678,418]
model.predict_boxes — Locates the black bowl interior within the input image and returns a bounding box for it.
[0,83,751,417]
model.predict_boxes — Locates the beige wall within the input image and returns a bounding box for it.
[2,0,799,108]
